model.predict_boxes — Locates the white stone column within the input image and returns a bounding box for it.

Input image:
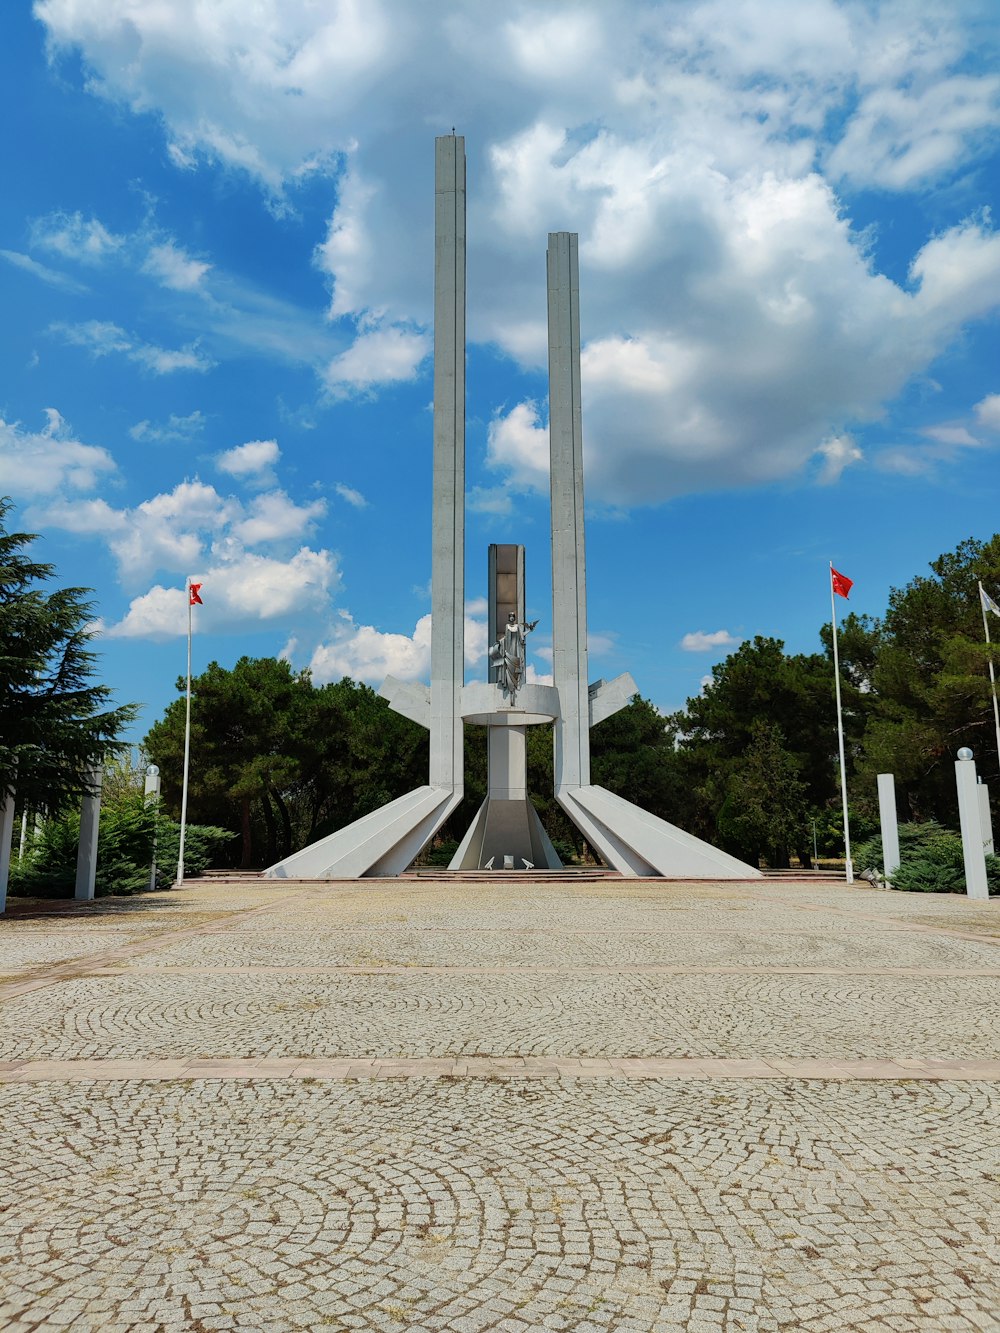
[955,749,988,900]
[978,781,994,855]
[429,133,466,794]
[75,765,103,902]
[877,773,900,879]
[0,785,15,914]
[145,763,161,892]
[547,232,590,792]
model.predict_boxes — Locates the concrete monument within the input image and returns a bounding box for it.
[265,137,759,880]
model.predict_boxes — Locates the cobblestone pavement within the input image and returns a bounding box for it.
[1,877,998,1332]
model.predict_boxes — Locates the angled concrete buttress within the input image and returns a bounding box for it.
[264,135,466,879]
[546,232,760,879]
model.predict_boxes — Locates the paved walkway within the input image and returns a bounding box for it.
[0,876,998,1332]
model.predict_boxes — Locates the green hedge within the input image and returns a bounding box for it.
[854,820,1000,894]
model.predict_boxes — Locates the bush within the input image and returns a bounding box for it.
[854,820,1000,894]
[10,791,231,898]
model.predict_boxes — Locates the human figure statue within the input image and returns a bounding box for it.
[489,611,538,704]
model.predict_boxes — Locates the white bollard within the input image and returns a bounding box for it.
[0,786,15,914]
[144,764,161,892]
[75,765,104,902]
[877,773,900,880]
[978,780,994,856]
[955,749,988,900]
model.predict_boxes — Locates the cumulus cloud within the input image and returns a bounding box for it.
[33,478,327,581]
[680,629,741,652]
[34,1,1000,503]
[142,240,212,290]
[309,602,488,685]
[52,319,215,374]
[0,410,116,497]
[216,439,281,479]
[106,546,339,639]
[815,435,863,484]
[975,394,1000,432]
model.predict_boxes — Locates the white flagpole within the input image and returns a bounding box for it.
[979,581,1000,773]
[177,583,193,884]
[830,563,853,884]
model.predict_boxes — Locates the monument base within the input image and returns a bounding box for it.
[558,785,761,879]
[449,797,562,870]
[264,785,461,880]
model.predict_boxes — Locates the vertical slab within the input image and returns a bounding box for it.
[429,134,466,793]
[547,232,590,792]
[75,765,103,902]
[955,754,988,900]
[876,773,900,878]
[0,787,15,913]
[979,782,994,855]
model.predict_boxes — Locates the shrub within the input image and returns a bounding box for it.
[854,820,1000,894]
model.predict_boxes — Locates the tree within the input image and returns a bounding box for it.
[0,500,135,810]
[717,719,808,867]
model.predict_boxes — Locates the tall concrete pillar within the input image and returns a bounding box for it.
[75,765,103,902]
[877,773,900,878]
[429,134,466,794]
[978,781,994,855]
[955,749,988,900]
[0,785,15,914]
[547,232,590,793]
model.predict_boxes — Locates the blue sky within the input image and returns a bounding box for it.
[2,0,999,743]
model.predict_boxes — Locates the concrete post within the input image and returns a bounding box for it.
[876,773,900,879]
[547,232,591,792]
[145,764,161,892]
[978,781,994,855]
[75,765,103,902]
[0,785,15,914]
[429,134,466,794]
[955,749,988,900]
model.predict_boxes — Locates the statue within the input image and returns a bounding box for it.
[489,611,538,704]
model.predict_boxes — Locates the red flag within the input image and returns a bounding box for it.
[831,567,853,599]
[189,583,203,606]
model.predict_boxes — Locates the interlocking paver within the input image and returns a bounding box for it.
[0,875,997,1330]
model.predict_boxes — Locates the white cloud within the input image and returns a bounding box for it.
[34,1,1000,502]
[815,434,863,484]
[680,629,741,652]
[34,478,325,581]
[106,546,339,639]
[216,439,281,478]
[142,240,212,290]
[309,603,488,686]
[0,249,89,293]
[0,410,116,497]
[52,319,215,375]
[323,325,429,396]
[233,490,326,545]
[30,210,123,264]
[130,411,206,443]
[975,394,1000,432]
[486,401,549,493]
[335,482,368,508]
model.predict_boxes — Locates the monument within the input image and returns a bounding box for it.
[265,136,759,880]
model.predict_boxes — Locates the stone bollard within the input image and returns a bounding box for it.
[955,749,988,900]
[877,773,900,880]
[75,765,104,902]
[144,764,161,892]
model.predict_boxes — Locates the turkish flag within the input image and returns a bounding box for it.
[831,568,853,599]
[189,583,203,606]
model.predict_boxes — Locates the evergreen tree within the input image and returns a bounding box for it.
[0,500,135,810]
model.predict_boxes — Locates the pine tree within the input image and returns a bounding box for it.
[0,499,136,809]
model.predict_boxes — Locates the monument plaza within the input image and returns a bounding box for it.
[0,873,998,1330]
